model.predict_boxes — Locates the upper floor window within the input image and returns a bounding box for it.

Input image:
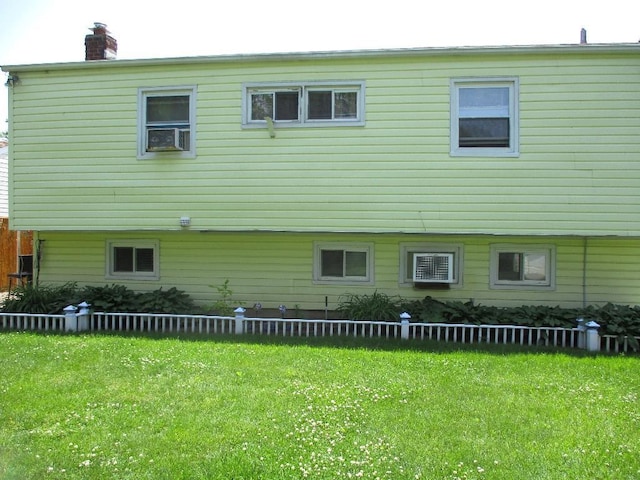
[307,89,359,120]
[243,81,365,127]
[450,78,519,157]
[138,86,197,159]
[490,244,555,289]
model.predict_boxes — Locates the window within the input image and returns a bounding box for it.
[451,78,518,156]
[490,244,555,289]
[107,240,159,280]
[250,89,300,122]
[243,81,365,127]
[138,87,196,159]
[313,242,373,284]
[307,89,359,120]
[399,243,463,286]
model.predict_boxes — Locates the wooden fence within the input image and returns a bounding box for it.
[1,310,638,354]
[0,219,32,291]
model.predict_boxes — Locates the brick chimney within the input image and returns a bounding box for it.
[85,23,117,60]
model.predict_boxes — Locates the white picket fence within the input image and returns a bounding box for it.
[1,310,638,354]
[0,313,66,331]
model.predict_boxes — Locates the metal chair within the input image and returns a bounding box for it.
[8,254,33,293]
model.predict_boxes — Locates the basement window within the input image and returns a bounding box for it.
[313,242,373,284]
[490,244,555,289]
[399,243,463,286]
[107,240,159,280]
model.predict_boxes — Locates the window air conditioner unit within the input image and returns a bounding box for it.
[146,128,188,152]
[413,253,454,283]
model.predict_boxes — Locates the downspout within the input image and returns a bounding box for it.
[35,233,42,286]
[582,236,588,308]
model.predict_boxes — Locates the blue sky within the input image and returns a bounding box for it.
[1,0,639,132]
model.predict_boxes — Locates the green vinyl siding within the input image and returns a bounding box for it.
[6,46,640,236]
[35,231,640,310]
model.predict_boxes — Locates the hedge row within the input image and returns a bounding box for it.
[3,285,639,339]
[1,283,200,315]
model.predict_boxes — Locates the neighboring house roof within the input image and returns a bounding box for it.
[0,144,7,217]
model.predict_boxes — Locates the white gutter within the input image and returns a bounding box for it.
[3,43,639,73]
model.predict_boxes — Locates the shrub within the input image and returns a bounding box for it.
[208,279,237,316]
[404,296,640,338]
[2,283,199,315]
[338,291,403,322]
[80,284,139,312]
[577,302,640,337]
[136,287,200,314]
[1,282,81,314]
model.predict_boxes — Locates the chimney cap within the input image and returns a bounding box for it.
[90,22,109,34]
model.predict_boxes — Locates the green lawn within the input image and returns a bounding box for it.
[1,332,638,479]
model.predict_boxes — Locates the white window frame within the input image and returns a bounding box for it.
[106,240,160,280]
[247,87,301,124]
[313,242,374,285]
[490,244,555,290]
[242,81,365,128]
[450,77,519,157]
[138,86,197,160]
[399,243,463,286]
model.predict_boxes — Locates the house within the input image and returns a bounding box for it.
[1,25,639,312]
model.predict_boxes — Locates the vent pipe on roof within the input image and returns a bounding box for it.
[85,22,117,60]
[580,28,588,44]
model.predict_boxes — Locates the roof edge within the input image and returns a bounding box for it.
[3,42,639,73]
